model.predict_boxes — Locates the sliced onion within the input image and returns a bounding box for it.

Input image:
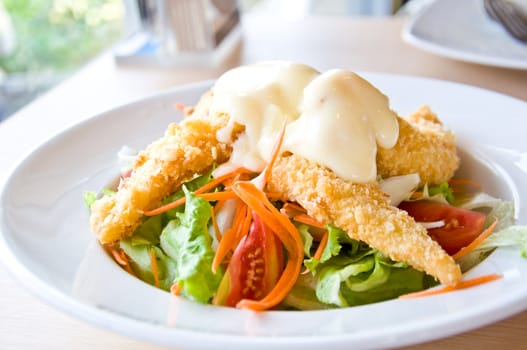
[418,220,445,229]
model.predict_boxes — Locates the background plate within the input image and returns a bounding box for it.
[403,0,527,70]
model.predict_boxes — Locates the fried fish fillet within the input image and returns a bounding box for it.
[90,100,458,246]
[90,93,234,244]
[378,106,459,185]
[268,153,462,286]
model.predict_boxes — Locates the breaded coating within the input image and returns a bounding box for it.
[377,106,459,185]
[90,93,233,244]
[268,154,462,286]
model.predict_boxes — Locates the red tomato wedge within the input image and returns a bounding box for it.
[398,200,486,256]
[213,212,284,307]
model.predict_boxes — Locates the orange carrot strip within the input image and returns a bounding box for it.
[449,179,482,194]
[399,273,502,299]
[410,191,423,199]
[265,191,283,200]
[212,199,247,272]
[210,205,222,242]
[144,191,237,216]
[313,231,329,260]
[238,205,253,242]
[231,181,303,311]
[109,247,127,265]
[143,168,252,216]
[453,218,499,260]
[118,251,135,275]
[285,202,307,213]
[197,191,237,201]
[195,168,253,195]
[213,200,226,213]
[175,103,186,111]
[170,283,182,296]
[448,179,482,187]
[150,248,160,288]
[293,214,326,229]
[144,197,186,216]
[107,246,135,275]
[261,118,287,188]
[280,202,307,218]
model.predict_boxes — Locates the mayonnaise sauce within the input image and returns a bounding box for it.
[285,69,399,182]
[210,61,319,172]
[209,62,399,182]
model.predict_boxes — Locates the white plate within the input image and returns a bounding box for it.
[402,0,527,70]
[1,74,527,350]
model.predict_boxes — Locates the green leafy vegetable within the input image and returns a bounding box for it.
[119,240,176,291]
[83,191,97,209]
[428,182,455,204]
[160,186,222,303]
[304,224,349,272]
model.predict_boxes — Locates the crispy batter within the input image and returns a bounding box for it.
[90,93,234,244]
[268,153,462,286]
[378,106,459,185]
[90,94,459,272]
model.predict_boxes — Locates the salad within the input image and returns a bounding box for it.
[85,62,527,311]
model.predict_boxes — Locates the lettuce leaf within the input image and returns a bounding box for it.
[428,182,455,204]
[160,186,222,303]
[304,224,352,272]
[119,240,177,291]
[314,250,429,307]
[292,225,430,308]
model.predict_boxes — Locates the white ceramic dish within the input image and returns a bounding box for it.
[402,0,527,70]
[1,74,527,350]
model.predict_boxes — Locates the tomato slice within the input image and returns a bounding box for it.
[398,200,486,255]
[213,212,284,307]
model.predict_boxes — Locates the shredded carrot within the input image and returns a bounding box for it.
[261,118,287,188]
[213,199,226,213]
[448,179,482,187]
[170,283,183,296]
[285,202,307,213]
[265,191,284,200]
[143,168,252,216]
[293,214,326,229]
[453,217,499,260]
[399,273,502,299]
[107,246,135,275]
[197,191,237,202]
[109,246,127,265]
[144,197,186,216]
[212,199,247,272]
[313,231,329,260]
[210,205,222,242]
[195,168,253,195]
[280,202,307,218]
[238,206,253,242]
[230,181,303,311]
[449,178,482,194]
[150,248,160,288]
[410,191,423,199]
[175,103,186,111]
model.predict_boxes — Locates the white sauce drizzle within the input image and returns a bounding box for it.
[209,61,399,182]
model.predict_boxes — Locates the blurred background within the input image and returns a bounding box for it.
[0,0,413,122]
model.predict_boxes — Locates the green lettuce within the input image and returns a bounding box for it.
[120,240,177,291]
[285,225,431,309]
[428,182,455,204]
[160,186,222,303]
